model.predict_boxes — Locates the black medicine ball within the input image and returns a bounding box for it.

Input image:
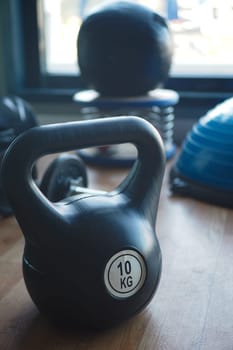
[77,1,173,96]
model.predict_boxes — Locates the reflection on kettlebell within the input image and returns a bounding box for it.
[2,116,165,330]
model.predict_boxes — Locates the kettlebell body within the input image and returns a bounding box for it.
[2,116,165,329]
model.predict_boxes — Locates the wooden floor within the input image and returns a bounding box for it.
[0,156,233,350]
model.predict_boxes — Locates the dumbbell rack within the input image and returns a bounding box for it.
[73,88,179,167]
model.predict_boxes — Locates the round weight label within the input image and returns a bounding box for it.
[104,250,146,299]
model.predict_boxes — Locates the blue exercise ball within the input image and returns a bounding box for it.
[77,1,173,97]
[170,97,233,207]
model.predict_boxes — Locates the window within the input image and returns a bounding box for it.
[39,0,233,78]
[8,0,233,103]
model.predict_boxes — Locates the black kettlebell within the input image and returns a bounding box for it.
[1,116,165,329]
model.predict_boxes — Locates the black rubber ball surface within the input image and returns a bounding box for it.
[77,1,173,96]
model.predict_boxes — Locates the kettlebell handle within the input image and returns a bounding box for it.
[2,117,165,229]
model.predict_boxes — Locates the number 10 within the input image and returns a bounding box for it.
[117,260,132,276]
